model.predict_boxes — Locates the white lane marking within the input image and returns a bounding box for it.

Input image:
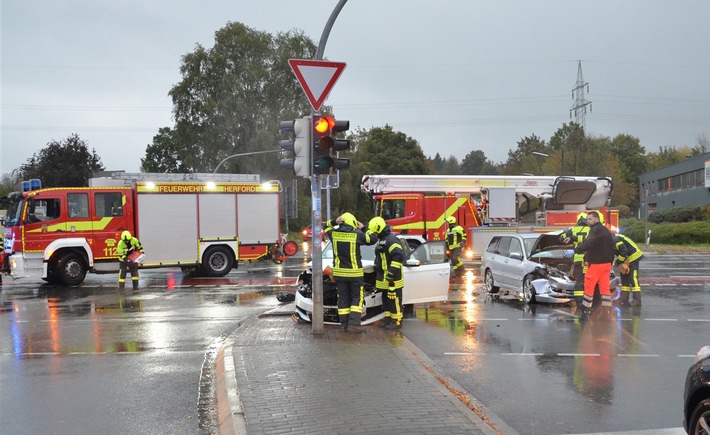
[617,354,660,357]
[688,319,710,322]
[646,318,678,321]
[501,352,544,356]
[558,353,600,357]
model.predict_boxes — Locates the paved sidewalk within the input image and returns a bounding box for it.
[216,309,517,435]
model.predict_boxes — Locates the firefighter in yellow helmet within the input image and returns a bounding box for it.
[612,233,644,306]
[117,230,144,290]
[325,212,378,333]
[368,216,405,329]
[446,216,466,279]
[559,212,590,312]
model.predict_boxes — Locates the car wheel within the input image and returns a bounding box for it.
[484,269,499,294]
[689,398,710,435]
[522,275,537,304]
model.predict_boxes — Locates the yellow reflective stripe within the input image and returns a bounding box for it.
[333,268,364,277]
[27,217,113,232]
[392,197,468,232]
[390,261,402,269]
[387,243,402,254]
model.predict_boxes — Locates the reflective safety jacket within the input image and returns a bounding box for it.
[446,224,466,250]
[117,237,144,262]
[325,220,378,279]
[560,224,590,264]
[374,226,404,291]
[613,233,644,265]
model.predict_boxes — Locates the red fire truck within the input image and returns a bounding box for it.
[1,173,297,286]
[360,174,618,258]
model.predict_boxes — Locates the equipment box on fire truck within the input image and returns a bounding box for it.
[1,173,296,286]
[361,174,618,259]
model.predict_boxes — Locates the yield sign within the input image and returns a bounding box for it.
[288,59,346,112]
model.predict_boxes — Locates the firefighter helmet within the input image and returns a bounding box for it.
[597,211,605,224]
[576,212,588,224]
[368,216,387,234]
[121,230,132,241]
[446,216,456,225]
[341,212,358,229]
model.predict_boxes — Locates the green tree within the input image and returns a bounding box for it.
[141,127,190,172]
[460,150,499,175]
[646,145,695,171]
[501,134,547,175]
[340,126,431,219]
[149,22,315,176]
[17,134,104,187]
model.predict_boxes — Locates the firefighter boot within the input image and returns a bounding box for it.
[119,281,125,290]
[132,279,139,290]
[380,317,392,328]
[385,320,402,330]
[613,291,630,306]
[630,293,642,307]
[579,307,590,322]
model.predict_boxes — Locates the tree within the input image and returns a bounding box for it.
[460,150,499,175]
[646,145,694,171]
[17,134,104,187]
[149,22,316,175]
[141,128,190,172]
[501,134,547,175]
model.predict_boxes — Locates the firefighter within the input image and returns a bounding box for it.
[573,211,615,320]
[325,212,378,333]
[117,230,144,290]
[368,216,405,330]
[613,233,644,306]
[560,212,590,312]
[446,216,466,279]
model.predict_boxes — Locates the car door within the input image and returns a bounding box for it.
[493,236,512,288]
[503,237,525,290]
[401,240,450,304]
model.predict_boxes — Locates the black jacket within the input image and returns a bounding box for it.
[574,222,614,264]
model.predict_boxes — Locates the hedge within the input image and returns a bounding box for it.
[619,218,710,244]
[648,205,710,224]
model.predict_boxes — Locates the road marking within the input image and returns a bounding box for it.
[646,318,678,321]
[501,352,544,356]
[558,353,600,357]
[444,352,486,356]
[617,354,660,357]
[688,319,710,322]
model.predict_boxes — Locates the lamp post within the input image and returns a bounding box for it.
[213,150,279,174]
[532,150,564,176]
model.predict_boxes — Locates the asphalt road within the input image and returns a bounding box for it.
[403,252,710,434]
[0,252,706,434]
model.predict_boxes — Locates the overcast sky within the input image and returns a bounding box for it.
[2,0,709,176]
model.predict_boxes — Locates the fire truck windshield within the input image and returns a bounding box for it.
[3,193,25,227]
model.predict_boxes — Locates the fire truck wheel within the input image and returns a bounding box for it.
[202,246,234,277]
[55,252,87,286]
[484,269,500,294]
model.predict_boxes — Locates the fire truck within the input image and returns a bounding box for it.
[1,173,297,286]
[360,174,618,258]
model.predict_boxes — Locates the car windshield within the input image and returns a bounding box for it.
[523,237,538,257]
[322,241,377,262]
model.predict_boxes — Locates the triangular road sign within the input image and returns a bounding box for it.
[289,59,346,112]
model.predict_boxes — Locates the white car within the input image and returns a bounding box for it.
[293,238,450,325]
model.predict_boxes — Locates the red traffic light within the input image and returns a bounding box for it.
[314,116,335,134]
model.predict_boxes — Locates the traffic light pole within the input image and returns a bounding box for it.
[310,0,348,334]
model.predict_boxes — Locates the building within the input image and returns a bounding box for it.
[639,152,710,219]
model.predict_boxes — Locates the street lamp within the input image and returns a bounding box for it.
[213,150,279,174]
[532,151,564,176]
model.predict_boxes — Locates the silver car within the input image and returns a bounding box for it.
[480,232,618,304]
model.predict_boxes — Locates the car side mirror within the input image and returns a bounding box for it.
[509,252,523,260]
[405,258,420,267]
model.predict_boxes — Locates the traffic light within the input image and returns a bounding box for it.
[279,116,311,178]
[312,116,350,175]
